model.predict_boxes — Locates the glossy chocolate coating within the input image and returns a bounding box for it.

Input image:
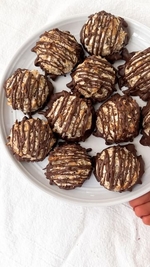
[45,90,95,142]
[4,68,53,114]
[67,55,116,102]
[45,143,92,189]
[94,93,140,144]
[7,117,56,161]
[80,11,129,61]
[32,28,84,78]
[118,47,150,101]
[140,100,150,146]
[94,144,144,192]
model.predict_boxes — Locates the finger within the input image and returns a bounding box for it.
[129,192,150,208]
[142,215,150,226]
[134,202,150,218]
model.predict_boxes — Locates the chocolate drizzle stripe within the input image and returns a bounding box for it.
[8,117,55,161]
[62,97,79,134]
[46,91,93,140]
[45,143,92,188]
[81,11,128,57]
[5,69,50,114]
[36,43,75,73]
[96,147,139,190]
[95,94,140,144]
[102,14,113,55]
[126,60,150,78]
[32,28,84,76]
[112,19,122,51]
[121,49,150,100]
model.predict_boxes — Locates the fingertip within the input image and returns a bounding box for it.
[129,192,150,209]
[134,206,142,217]
[142,215,150,226]
[129,200,135,208]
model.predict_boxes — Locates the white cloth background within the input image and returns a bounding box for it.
[0,0,150,266]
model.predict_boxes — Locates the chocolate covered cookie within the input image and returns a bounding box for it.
[4,68,53,114]
[67,55,116,102]
[140,101,150,146]
[45,90,95,142]
[31,28,84,79]
[7,117,56,161]
[80,11,129,62]
[94,93,140,144]
[45,143,92,189]
[93,144,144,192]
[118,47,150,101]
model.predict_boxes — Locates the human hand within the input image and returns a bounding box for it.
[129,192,150,225]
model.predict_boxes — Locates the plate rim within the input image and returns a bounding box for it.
[1,13,150,206]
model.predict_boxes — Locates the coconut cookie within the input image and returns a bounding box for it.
[118,47,150,101]
[45,143,92,189]
[80,10,129,62]
[44,90,95,142]
[140,101,150,146]
[4,68,53,114]
[94,93,140,144]
[93,144,144,192]
[67,55,116,103]
[7,117,56,161]
[32,28,84,79]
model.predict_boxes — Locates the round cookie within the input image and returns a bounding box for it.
[93,144,144,192]
[80,10,129,62]
[67,55,116,103]
[4,68,53,114]
[118,47,150,101]
[31,28,84,79]
[94,93,140,144]
[45,143,92,189]
[140,100,150,146]
[6,117,56,162]
[44,90,95,142]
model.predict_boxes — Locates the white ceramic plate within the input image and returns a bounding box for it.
[1,14,150,206]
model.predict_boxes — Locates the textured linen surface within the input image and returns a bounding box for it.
[0,1,150,266]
